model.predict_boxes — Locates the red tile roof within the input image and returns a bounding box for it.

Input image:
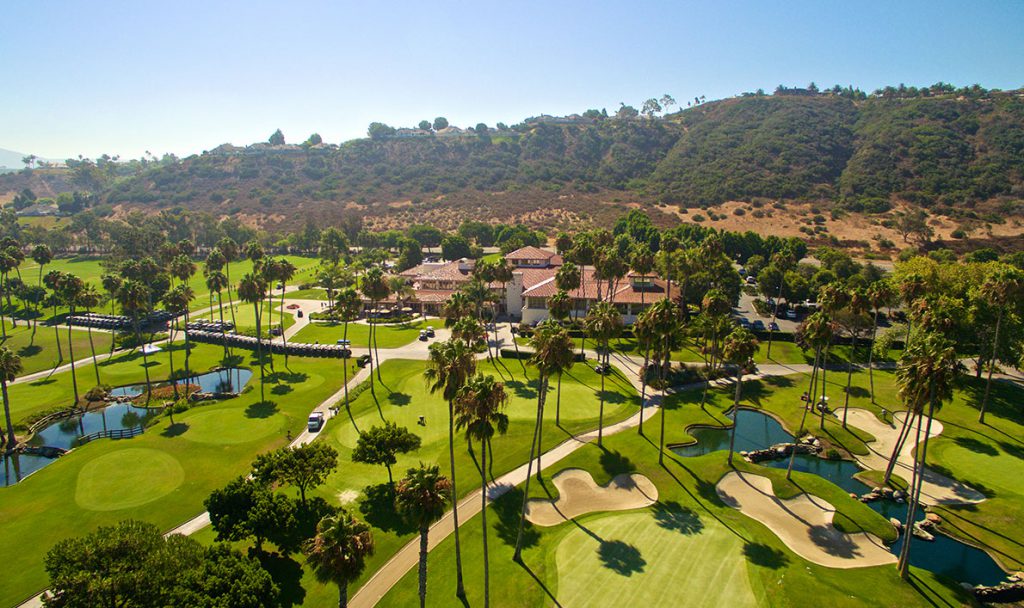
[504,246,555,260]
[522,267,670,305]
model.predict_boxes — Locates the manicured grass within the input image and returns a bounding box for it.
[286,288,329,300]
[291,319,430,349]
[2,319,113,376]
[222,300,297,335]
[194,356,641,607]
[0,352,350,608]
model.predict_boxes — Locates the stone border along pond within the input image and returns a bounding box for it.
[0,368,253,487]
[672,407,1010,587]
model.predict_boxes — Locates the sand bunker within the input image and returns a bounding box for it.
[526,469,659,526]
[844,409,985,505]
[716,471,896,568]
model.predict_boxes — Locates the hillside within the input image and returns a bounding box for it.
[3,88,1022,239]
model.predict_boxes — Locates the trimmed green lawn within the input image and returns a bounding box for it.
[286,288,329,300]
[0,350,351,608]
[2,319,113,377]
[291,320,430,349]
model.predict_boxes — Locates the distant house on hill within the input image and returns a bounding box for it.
[525,114,595,125]
[435,126,466,137]
[17,203,59,217]
[395,128,432,138]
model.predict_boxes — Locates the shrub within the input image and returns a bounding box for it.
[732,208,746,216]
[692,214,705,222]
[950,228,966,239]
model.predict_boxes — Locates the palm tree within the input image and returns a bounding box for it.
[451,316,486,351]
[837,288,871,428]
[866,279,896,403]
[555,261,582,323]
[646,298,681,465]
[423,339,477,598]
[205,248,227,321]
[272,258,297,364]
[361,267,390,384]
[462,277,496,359]
[77,284,103,386]
[514,321,574,561]
[816,284,849,429]
[490,260,518,358]
[723,327,758,465]
[584,301,623,447]
[1,346,23,451]
[546,290,573,423]
[42,270,65,363]
[977,267,1023,424]
[395,464,452,608]
[238,272,269,402]
[454,374,509,607]
[786,312,832,480]
[303,512,375,608]
[57,273,86,407]
[633,303,658,437]
[336,287,362,411]
[441,292,474,327]
[169,254,197,378]
[30,244,52,332]
[162,285,192,399]
[895,332,960,578]
[101,273,122,318]
[216,238,239,330]
[117,279,154,402]
[631,244,655,312]
[205,269,229,356]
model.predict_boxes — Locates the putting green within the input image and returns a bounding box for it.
[554,511,758,608]
[182,408,283,445]
[75,448,185,511]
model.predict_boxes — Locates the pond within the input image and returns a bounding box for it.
[673,408,1009,586]
[109,367,253,398]
[1,402,157,487]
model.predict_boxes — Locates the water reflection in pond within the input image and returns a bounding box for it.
[673,408,1008,586]
[109,367,253,398]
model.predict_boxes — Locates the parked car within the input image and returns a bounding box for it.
[738,317,751,328]
[425,326,435,337]
[784,309,797,320]
[419,330,428,341]
[768,321,780,331]
[307,412,325,432]
[336,339,351,346]
[751,320,765,331]
[745,276,757,285]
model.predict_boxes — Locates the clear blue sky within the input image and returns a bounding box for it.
[2,0,1022,160]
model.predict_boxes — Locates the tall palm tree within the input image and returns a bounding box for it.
[395,464,452,608]
[514,321,574,561]
[30,244,52,333]
[170,254,197,378]
[977,267,1023,424]
[584,301,623,447]
[205,248,227,321]
[895,332,960,578]
[490,260,518,358]
[723,327,758,465]
[423,339,477,598]
[216,238,239,330]
[631,244,655,312]
[1,346,23,450]
[555,261,582,323]
[462,277,496,359]
[237,272,269,402]
[162,285,192,399]
[450,316,486,351]
[361,267,390,384]
[546,290,573,423]
[866,279,896,403]
[271,258,297,364]
[57,273,85,407]
[646,298,681,465]
[454,374,509,608]
[786,312,832,480]
[117,279,153,402]
[77,284,103,386]
[205,269,229,356]
[816,284,849,429]
[441,292,474,327]
[303,512,375,608]
[42,270,64,363]
[336,287,362,411]
[838,288,871,428]
[633,303,658,437]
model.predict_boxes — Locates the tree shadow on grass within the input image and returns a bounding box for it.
[271,384,293,396]
[952,436,998,456]
[763,375,796,388]
[257,552,306,608]
[161,422,189,437]
[505,379,538,400]
[220,353,245,367]
[266,371,309,385]
[493,487,539,549]
[998,441,1024,461]
[599,449,636,477]
[743,542,789,569]
[358,483,415,535]
[597,540,646,576]
[386,392,411,406]
[17,344,42,358]
[652,501,703,535]
[845,386,870,399]
[30,377,56,387]
[246,400,278,419]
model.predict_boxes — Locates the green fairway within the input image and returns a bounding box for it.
[208,300,297,335]
[291,319,430,348]
[0,352,349,608]
[2,319,113,377]
[285,287,329,300]
[553,511,757,608]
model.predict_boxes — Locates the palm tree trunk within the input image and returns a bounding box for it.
[447,398,466,597]
[342,320,350,410]
[536,377,547,481]
[280,286,289,365]
[842,333,857,428]
[481,437,490,608]
[766,281,782,357]
[898,396,930,578]
[225,264,238,331]
[787,348,820,480]
[979,309,1001,424]
[639,346,650,435]
[338,584,347,608]
[86,321,100,386]
[658,335,670,465]
[418,525,429,608]
[135,318,152,405]
[555,371,563,425]
[884,411,917,485]
[515,373,546,561]
[254,303,265,403]
[168,321,179,399]
[868,308,879,403]
[818,342,831,429]
[52,298,63,364]
[727,368,743,465]
[217,292,228,358]
[598,343,606,447]
[66,313,79,407]
[183,309,191,395]
[2,380,15,450]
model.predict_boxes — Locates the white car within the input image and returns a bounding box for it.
[307,412,325,432]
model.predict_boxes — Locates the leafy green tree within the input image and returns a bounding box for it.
[417,120,432,131]
[304,133,323,146]
[172,544,279,608]
[303,512,374,608]
[1,346,22,449]
[406,225,443,252]
[432,117,449,130]
[252,442,339,505]
[454,374,509,607]
[440,235,472,261]
[351,421,422,486]
[367,122,396,139]
[205,476,296,553]
[268,129,285,145]
[395,464,451,608]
